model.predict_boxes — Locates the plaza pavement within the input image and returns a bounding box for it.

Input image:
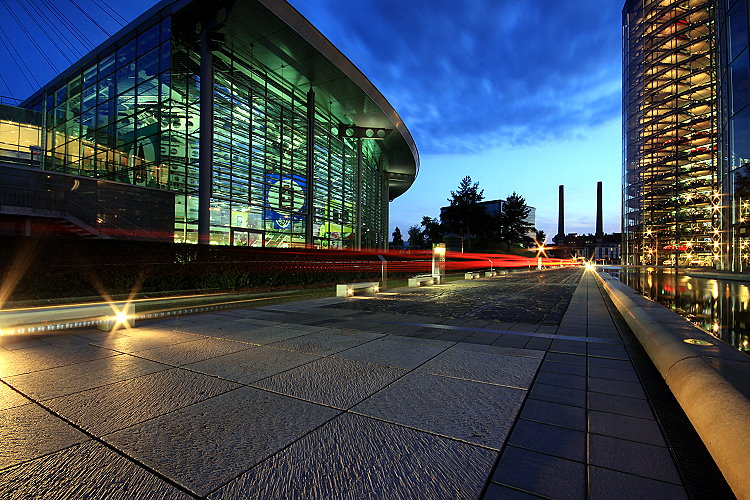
[0,269,696,499]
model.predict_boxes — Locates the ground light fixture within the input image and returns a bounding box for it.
[684,338,714,346]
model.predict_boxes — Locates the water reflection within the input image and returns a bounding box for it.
[603,267,750,354]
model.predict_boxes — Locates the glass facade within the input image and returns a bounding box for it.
[717,0,750,270]
[623,0,721,267]
[17,1,413,249]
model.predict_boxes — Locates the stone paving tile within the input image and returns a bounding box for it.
[545,352,587,366]
[0,382,31,411]
[106,386,339,497]
[508,419,586,462]
[45,368,240,436]
[354,371,526,449]
[184,346,320,384]
[451,342,544,359]
[0,403,87,470]
[5,354,170,401]
[332,337,447,370]
[0,343,119,378]
[588,377,647,399]
[90,329,200,353]
[270,330,382,356]
[587,391,654,420]
[201,325,311,345]
[588,466,688,500]
[0,440,192,499]
[525,337,553,350]
[417,347,541,388]
[209,413,496,500]
[484,483,545,499]
[529,382,586,408]
[492,336,531,348]
[588,357,633,370]
[588,364,640,382]
[589,434,682,484]
[130,337,253,366]
[539,360,587,376]
[492,446,585,500]
[520,399,586,432]
[254,356,404,409]
[534,371,587,390]
[588,410,666,447]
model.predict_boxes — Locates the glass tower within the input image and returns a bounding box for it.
[623,0,721,267]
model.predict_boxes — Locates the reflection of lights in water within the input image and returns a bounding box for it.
[710,280,719,299]
[712,322,719,333]
[741,287,749,310]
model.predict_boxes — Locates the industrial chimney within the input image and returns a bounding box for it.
[596,181,603,239]
[557,185,565,243]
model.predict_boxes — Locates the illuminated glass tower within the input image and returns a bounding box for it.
[622,0,721,267]
[3,0,418,249]
[716,0,750,271]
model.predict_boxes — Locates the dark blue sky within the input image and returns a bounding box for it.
[0,0,623,238]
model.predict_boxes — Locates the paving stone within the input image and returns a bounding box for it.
[588,357,633,370]
[508,419,586,462]
[184,346,319,384]
[0,403,88,469]
[417,347,541,388]
[545,352,587,366]
[491,336,531,348]
[529,383,586,408]
[254,356,405,409]
[520,399,586,432]
[492,446,585,500]
[209,413,496,500]
[587,391,654,419]
[0,441,191,499]
[588,410,666,447]
[452,342,544,359]
[484,483,545,499]
[106,386,339,497]
[588,377,647,399]
[45,368,240,436]
[0,343,118,378]
[0,383,30,411]
[270,330,379,355]
[5,354,169,401]
[588,466,688,500]
[131,337,253,366]
[539,360,587,377]
[588,364,640,383]
[354,371,526,449]
[534,371,587,390]
[589,434,682,484]
[332,338,446,370]
[90,329,200,352]
[549,340,587,355]
[524,338,553,350]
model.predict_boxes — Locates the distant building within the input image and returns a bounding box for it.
[563,233,621,264]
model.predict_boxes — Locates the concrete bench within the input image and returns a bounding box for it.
[464,272,480,280]
[336,281,379,297]
[408,276,435,287]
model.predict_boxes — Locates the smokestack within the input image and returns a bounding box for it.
[557,185,565,242]
[596,181,603,239]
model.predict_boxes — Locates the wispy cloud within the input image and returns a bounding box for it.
[291,0,622,154]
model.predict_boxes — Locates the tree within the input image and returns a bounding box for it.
[391,227,404,248]
[407,225,424,249]
[535,229,546,244]
[440,176,489,250]
[496,192,534,250]
[420,216,442,247]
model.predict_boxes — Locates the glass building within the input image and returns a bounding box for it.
[716,0,750,271]
[0,0,418,249]
[622,0,721,267]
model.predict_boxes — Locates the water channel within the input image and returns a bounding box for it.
[602,266,750,355]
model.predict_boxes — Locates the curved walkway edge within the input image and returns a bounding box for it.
[595,271,750,499]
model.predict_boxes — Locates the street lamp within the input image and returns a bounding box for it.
[432,243,446,283]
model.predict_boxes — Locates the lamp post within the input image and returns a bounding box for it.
[432,243,446,283]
